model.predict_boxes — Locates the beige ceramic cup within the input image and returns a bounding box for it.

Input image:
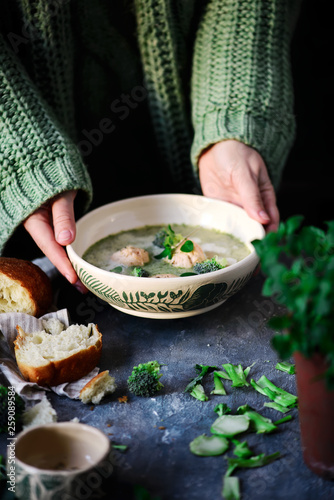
[10,422,111,500]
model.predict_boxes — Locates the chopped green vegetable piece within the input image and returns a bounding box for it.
[250,376,298,408]
[264,402,291,413]
[211,415,250,437]
[189,434,229,456]
[222,363,250,387]
[112,444,128,451]
[190,383,208,402]
[257,375,298,405]
[132,267,150,277]
[111,266,123,274]
[154,247,172,260]
[214,403,232,417]
[227,451,280,470]
[237,405,277,434]
[274,415,293,425]
[180,240,194,253]
[225,463,239,478]
[133,484,162,500]
[211,372,227,395]
[243,362,256,378]
[213,370,232,380]
[231,439,253,458]
[275,361,296,375]
[185,364,218,393]
[222,475,241,500]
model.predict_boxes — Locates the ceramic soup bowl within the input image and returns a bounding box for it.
[67,194,265,319]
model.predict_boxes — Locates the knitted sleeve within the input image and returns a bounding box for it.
[0,35,92,253]
[190,0,301,188]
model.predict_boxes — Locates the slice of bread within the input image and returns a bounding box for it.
[14,320,102,386]
[0,257,52,316]
[79,370,117,404]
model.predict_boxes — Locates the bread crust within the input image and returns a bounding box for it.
[14,325,102,387]
[79,370,109,397]
[0,257,52,316]
[79,370,116,404]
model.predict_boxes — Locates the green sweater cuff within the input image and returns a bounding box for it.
[0,155,93,254]
[190,109,296,189]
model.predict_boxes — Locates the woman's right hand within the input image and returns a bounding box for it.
[23,190,87,292]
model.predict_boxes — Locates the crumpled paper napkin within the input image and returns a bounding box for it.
[0,308,99,406]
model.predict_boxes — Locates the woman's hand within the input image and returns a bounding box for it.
[198,140,279,233]
[23,190,87,292]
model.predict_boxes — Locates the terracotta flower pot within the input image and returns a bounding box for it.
[294,351,334,479]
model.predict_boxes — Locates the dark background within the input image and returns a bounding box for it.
[4,0,332,261]
[277,0,332,227]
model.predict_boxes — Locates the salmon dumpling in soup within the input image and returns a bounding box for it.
[169,242,206,269]
[110,246,150,267]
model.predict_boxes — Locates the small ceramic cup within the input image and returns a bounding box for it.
[9,422,111,500]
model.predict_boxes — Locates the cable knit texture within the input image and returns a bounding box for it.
[0,0,300,253]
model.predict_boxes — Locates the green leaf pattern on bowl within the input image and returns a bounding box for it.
[76,267,253,313]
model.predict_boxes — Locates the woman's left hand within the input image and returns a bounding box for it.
[198,139,279,233]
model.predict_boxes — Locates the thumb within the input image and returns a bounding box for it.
[53,190,77,245]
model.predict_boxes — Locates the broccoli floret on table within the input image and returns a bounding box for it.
[132,267,150,277]
[0,385,25,434]
[127,361,164,397]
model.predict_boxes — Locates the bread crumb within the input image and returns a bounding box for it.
[79,370,117,405]
[118,395,128,403]
[42,318,65,336]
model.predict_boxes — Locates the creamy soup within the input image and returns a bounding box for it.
[83,224,250,277]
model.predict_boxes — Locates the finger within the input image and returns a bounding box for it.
[258,171,280,233]
[262,190,279,233]
[53,191,77,246]
[234,168,271,225]
[24,212,86,291]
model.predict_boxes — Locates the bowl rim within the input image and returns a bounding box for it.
[14,422,110,475]
[67,193,265,283]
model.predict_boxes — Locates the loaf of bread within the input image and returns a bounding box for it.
[14,320,102,386]
[0,257,52,316]
[79,370,117,405]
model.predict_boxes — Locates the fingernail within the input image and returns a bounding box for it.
[259,210,270,221]
[56,230,73,244]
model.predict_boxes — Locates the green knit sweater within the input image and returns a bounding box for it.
[0,0,300,253]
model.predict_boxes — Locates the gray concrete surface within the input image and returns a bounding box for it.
[1,272,334,499]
